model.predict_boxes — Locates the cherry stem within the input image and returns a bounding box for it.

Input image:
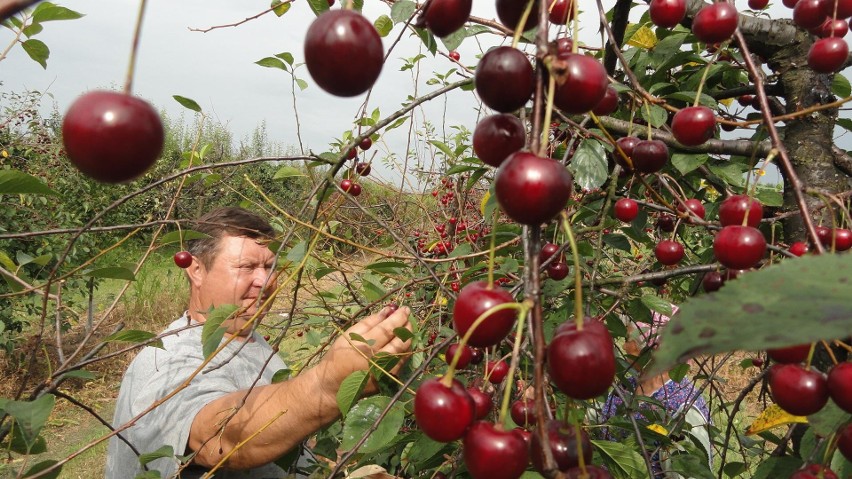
[442,301,525,386]
[511,0,535,49]
[540,75,557,157]
[821,340,839,365]
[498,299,533,425]
[804,342,817,371]
[747,148,778,199]
[559,212,584,330]
[643,102,653,140]
[693,45,723,108]
[124,0,149,95]
[487,209,499,288]
[591,112,635,171]
[574,423,587,473]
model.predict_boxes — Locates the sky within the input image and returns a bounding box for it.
[0,0,847,187]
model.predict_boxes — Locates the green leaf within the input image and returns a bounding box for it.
[449,242,472,258]
[708,162,747,187]
[404,432,447,466]
[439,26,467,51]
[83,266,136,281]
[138,445,175,466]
[255,57,287,70]
[271,368,291,383]
[831,73,851,98]
[374,15,393,37]
[393,327,413,341]
[671,153,708,175]
[569,139,608,191]
[668,363,690,382]
[669,454,714,479]
[429,140,455,158]
[641,104,668,128]
[837,118,852,133]
[751,456,802,479]
[602,234,631,252]
[21,38,49,68]
[134,472,163,479]
[201,304,238,359]
[390,0,417,23]
[32,3,83,22]
[640,294,673,316]
[336,371,369,416]
[295,78,308,91]
[808,399,851,437]
[22,460,61,479]
[275,52,295,65]
[61,369,97,380]
[2,394,55,448]
[157,229,210,245]
[103,329,163,349]
[271,0,291,16]
[723,461,747,478]
[591,439,647,478]
[754,187,783,207]
[273,166,306,179]
[665,91,717,109]
[415,28,438,56]
[22,22,43,37]
[340,396,405,454]
[446,163,480,175]
[286,241,307,264]
[173,95,202,112]
[306,0,330,16]
[652,254,852,374]
[365,261,409,275]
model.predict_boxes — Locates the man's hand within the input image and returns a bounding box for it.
[319,305,413,396]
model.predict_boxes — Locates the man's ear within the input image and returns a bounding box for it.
[185,256,205,288]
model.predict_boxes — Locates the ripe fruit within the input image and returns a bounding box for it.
[822,0,852,17]
[671,106,716,146]
[340,179,362,196]
[414,377,475,442]
[548,0,576,23]
[475,47,535,113]
[547,262,570,280]
[649,0,687,28]
[613,136,641,171]
[808,37,849,73]
[547,320,615,399]
[614,198,639,222]
[655,240,685,265]
[173,251,193,269]
[678,198,706,221]
[473,114,526,167]
[304,10,383,97]
[794,0,828,29]
[748,0,769,9]
[692,2,739,44]
[530,420,593,473]
[510,399,536,426]
[463,422,529,479]
[702,271,725,292]
[359,137,372,150]
[815,225,833,246]
[470,348,484,365]
[449,50,461,61]
[592,86,619,115]
[833,228,852,251]
[553,54,609,114]
[767,344,811,364]
[827,362,852,413]
[486,359,510,384]
[769,364,829,416]
[496,0,540,31]
[422,0,472,37]
[453,281,517,347]
[467,387,494,419]
[713,225,766,270]
[839,423,852,461]
[62,91,164,183]
[789,464,840,479]
[719,195,763,227]
[657,214,675,232]
[813,18,849,37]
[631,139,669,173]
[446,343,473,368]
[494,152,573,225]
[354,162,371,176]
[540,242,562,264]
[789,241,809,256]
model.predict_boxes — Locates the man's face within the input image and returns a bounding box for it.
[190,235,278,335]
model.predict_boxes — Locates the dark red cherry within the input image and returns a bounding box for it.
[827,362,852,413]
[789,241,809,256]
[495,152,573,225]
[671,106,716,146]
[446,343,474,368]
[822,0,852,17]
[547,262,570,280]
[692,2,739,44]
[463,421,530,479]
[359,137,372,150]
[565,465,614,478]
[540,242,562,264]
[719,195,763,227]
[614,198,639,222]
[592,86,619,115]
[808,37,849,73]
[656,214,675,232]
[470,347,485,364]
[815,225,833,246]
[713,225,766,269]
[813,18,849,38]
[548,0,576,23]
[473,113,526,167]
[831,228,852,251]
[789,465,839,479]
[702,271,725,292]
[414,377,475,442]
[655,240,685,265]
[748,0,769,9]
[510,398,536,426]
[62,91,164,183]
[173,251,193,269]
[304,10,383,97]
[838,423,852,461]
[547,324,615,399]
[423,0,472,37]
[794,0,828,28]
[467,387,495,419]
[678,198,706,221]
[613,136,641,171]
[631,139,669,173]
[496,0,541,31]
[486,359,510,384]
[553,54,609,114]
[453,281,517,347]
[530,420,593,473]
[649,0,687,28]
[767,344,811,364]
[769,364,829,416]
[475,47,535,113]
[354,162,371,176]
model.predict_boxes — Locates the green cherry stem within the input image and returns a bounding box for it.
[498,299,533,425]
[540,75,557,156]
[559,212,584,330]
[124,0,149,94]
[693,44,724,107]
[487,208,499,287]
[511,0,535,48]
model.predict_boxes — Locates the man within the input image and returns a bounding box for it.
[105,207,412,478]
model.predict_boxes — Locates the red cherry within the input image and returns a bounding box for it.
[414,377,476,442]
[713,225,766,270]
[473,114,526,167]
[592,86,619,115]
[547,323,615,399]
[62,91,164,183]
[496,0,540,31]
[650,0,687,27]
[692,2,739,44]
[548,0,576,23]
[422,0,472,37]
[510,399,536,427]
[822,0,852,17]
[547,262,570,280]
[613,136,641,171]
[530,420,593,473]
[790,241,809,256]
[486,359,510,384]
[475,46,535,113]
[453,281,517,347]
[554,317,610,338]
[767,344,812,364]
[827,362,852,413]
[614,198,639,222]
[671,106,716,146]
[833,228,852,251]
[813,18,849,38]
[340,179,362,196]
[494,152,573,226]
[631,139,669,173]
[346,148,358,160]
[678,198,706,221]
[808,37,849,73]
[656,214,675,232]
[794,0,828,29]
[655,240,685,265]
[738,94,755,106]
[748,0,769,9]
[513,427,532,447]
[354,162,371,176]
[769,364,829,416]
[702,271,725,292]
[304,10,383,97]
[467,387,494,419]
[565,465,614,478]
[446,343,473,368]
[359,137,372,150]
[838,423,852,461]
[719,195,763,227]
[173,251,193,269]
[449,50,461,61]
[553,54,609,114]
[540,242,562,263]
[790,464,840,479]
[783,0,800,8]
[463,421,530,479]
[555,36,574,55]
[470,347,484,365]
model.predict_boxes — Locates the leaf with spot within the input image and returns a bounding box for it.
[651,254,852,374]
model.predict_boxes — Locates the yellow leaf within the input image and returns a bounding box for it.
[626,25,658,50]
[746,404,807,435]
[647,424,668,435]
[1,150,8,157]
[719,97,734,107]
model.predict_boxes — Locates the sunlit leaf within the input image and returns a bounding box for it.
[340,396,405,454]
[255,57,287,70]
[746,404,807,435]
[374,15,393,37]
[83,266,135,281]
[32,3,83,22]
[626,24,657,49]
[270,0,291,16]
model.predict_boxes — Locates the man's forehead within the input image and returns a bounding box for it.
[217,235,274,258]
